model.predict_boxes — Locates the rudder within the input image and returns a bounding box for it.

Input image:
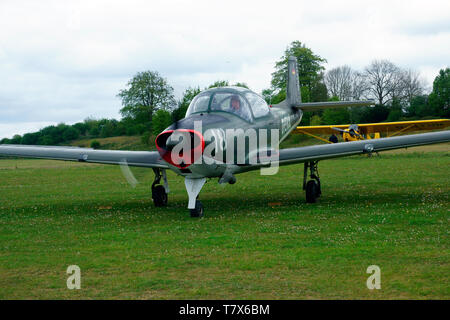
[287,56,301,107]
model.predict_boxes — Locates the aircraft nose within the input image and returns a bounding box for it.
[155,129,205,169]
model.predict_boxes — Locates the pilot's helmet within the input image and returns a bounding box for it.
[230,95,240,110]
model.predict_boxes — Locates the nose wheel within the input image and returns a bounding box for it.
[152,169,169,207]
[189,200,204,218]
[185,177,206,218]
[303,161,321,203]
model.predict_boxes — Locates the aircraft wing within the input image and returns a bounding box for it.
[294,119,450,136]
[0,144,168,168]
[356,119,450,135]
[275,131,450,166]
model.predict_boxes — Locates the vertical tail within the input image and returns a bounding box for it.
[287,56,301,107]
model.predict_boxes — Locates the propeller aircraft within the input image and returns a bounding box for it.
[1,57,449,217]
[295,119,450,143]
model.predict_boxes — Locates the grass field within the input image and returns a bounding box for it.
[0,144,449,299]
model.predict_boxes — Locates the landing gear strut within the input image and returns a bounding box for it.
[152,168,169,207]
[303,161,321,203]
[185,177,206,218]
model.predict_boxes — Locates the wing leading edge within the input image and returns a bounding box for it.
[294,119,450,135]
[275,131,450,166]
[0,145,168,168]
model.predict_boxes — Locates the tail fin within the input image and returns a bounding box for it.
[274,56,374,110]
[287,56,302,107]
[272,56,301,108]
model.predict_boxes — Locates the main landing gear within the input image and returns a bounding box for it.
[303,161,321,203]
[151,169,205,218]
[152,168,169,207]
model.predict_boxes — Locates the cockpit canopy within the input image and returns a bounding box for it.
[185,87,269,122]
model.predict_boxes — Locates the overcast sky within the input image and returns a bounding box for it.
[0,0,449,139]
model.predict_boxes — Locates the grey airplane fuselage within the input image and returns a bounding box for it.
[156,87,303,179]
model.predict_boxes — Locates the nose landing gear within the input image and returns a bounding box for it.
[185,177,206,218]
[189,200,204,218]
[303,161,321,203]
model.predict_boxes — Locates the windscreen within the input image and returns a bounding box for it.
[186,92,252,122]
[185,93,211,117]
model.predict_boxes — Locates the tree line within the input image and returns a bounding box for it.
[1,40,448,146]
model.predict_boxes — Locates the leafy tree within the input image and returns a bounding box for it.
[322,97,350,125]
[89,126,100,137]
[62,127,80,141]
[37,135,55,145]
[39,125,60,144]
[310,80,328,102]
[99,119,119,138]
[208,80,249,90]
[118,71,176,128]
[270,41,327,102]
[11,134,22,144]
[407,95,429,117]
[322,108,350,124]
[21,133,39,145]
[272,90,287,105]
[386,98,403,121]
[152,109,172,135]
[261,88,275,104]
[73,122,89,136]
[428,68,450,117]
[233,82,249,89]
[359,104,390,123]
[172,87,201,121]
[208,80,229,89]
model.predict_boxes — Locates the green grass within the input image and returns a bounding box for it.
[0,146,449,299]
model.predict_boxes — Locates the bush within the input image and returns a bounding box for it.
[387,109,402,122]
[310,115,322,125]
[141,131,152,146]
[90,140,101,149]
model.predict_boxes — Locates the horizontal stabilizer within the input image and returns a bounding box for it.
[296,100,374,111]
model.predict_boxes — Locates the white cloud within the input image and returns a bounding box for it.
[0,0,449,138]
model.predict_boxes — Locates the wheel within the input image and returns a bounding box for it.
[305,180,318,203]
[189,200,204,218]
[152,185,168,207]
[315,179,321,197]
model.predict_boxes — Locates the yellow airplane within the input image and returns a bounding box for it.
[294,119,450,143]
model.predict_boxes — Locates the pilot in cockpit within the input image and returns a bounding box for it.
[230,95,243,117]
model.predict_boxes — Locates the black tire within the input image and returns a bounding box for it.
[316,180,321,197]
[189,200,204,218]
[152,185,168,207]
[305,180,318,203]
